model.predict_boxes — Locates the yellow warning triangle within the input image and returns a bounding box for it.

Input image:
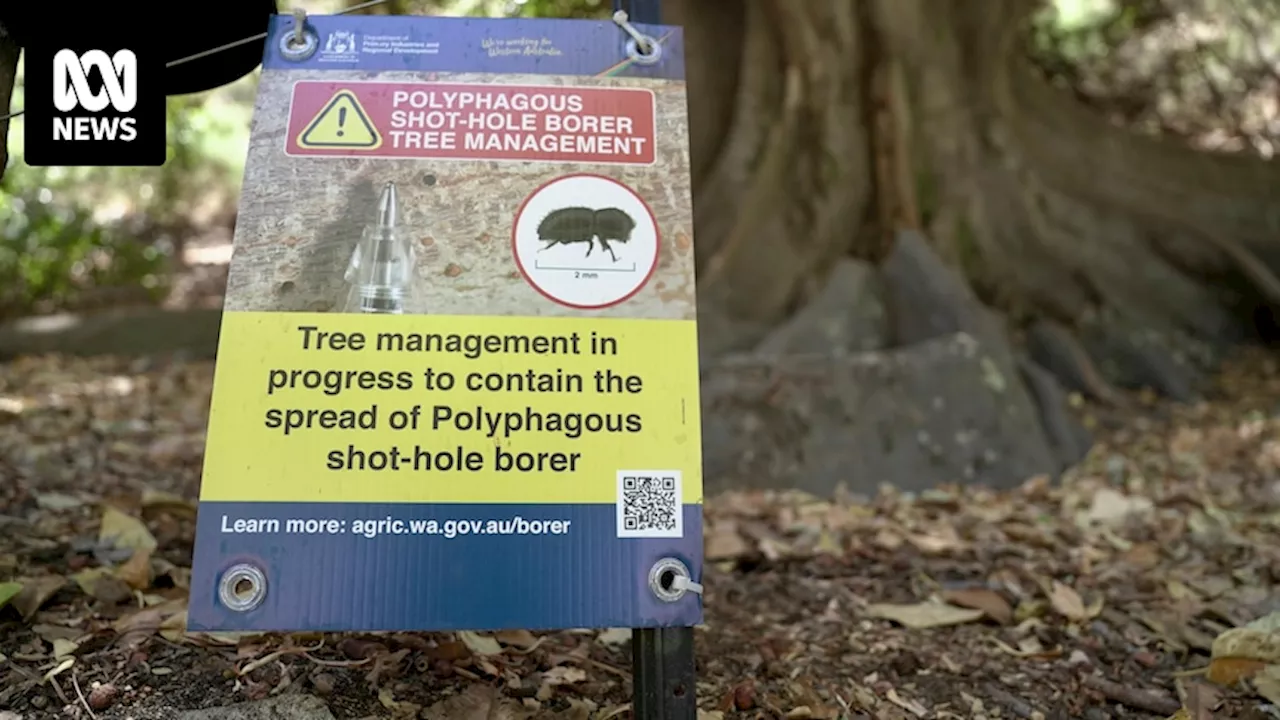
[297,90,382,149]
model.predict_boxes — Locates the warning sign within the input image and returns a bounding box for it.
[296,90,382,150]
[192,13,701,635]
[284,81,656,164]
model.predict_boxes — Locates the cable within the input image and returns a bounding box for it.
[0,0,390,123]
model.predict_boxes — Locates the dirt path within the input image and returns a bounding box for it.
[2,350,1280,719]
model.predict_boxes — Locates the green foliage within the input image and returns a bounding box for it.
[0,0,609,321]
[348,0,607,19]
[1030,0,1280,151]
[498,0,607,19]
[1030,0,1162,67]
[0,186,166,320]
[1,56,254,318]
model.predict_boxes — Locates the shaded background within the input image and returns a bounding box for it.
[3,1,1280,717]
[3,0,1279,494]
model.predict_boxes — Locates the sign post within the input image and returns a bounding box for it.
[609,5,699,718]
[190,8,703,718]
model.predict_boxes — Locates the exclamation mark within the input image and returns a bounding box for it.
[337,107,347,137]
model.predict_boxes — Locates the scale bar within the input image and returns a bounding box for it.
[534,263,638,273]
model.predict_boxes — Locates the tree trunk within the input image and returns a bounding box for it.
[0,30,19,183]
[673,0,1280,391]
[667,0,873,357]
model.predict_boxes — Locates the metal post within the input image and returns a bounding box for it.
[632,626,697,720]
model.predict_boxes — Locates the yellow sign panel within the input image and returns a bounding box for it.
[297,90,382,149]
[200,311,703,506]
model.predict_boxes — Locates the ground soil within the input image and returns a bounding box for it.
[2,261,1280,719]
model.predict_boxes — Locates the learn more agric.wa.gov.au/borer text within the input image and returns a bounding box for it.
[219,514,572,539]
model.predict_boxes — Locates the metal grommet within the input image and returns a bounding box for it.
[612,10,661,66]
[279,27,319,62]
[625,36,663,65]
[649,557,694,603]
[218,563,268,612]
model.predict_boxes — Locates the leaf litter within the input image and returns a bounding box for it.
[4,350,1280,718]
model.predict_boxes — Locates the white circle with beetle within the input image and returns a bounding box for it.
[512,174,660,310]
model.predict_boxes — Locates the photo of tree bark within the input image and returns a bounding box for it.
[2,0,1280,717]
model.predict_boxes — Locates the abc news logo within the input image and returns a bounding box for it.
[53,50,139,142]
[24,41,164,167]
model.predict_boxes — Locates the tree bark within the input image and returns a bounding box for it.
[667,0,871,357]
[673,0,1280,388]
[0,30,20,184]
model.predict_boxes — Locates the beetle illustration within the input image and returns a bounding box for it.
[536,206,637,263]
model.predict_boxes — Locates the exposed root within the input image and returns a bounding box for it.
[1196,229,1280,307]
[1026,320,1129,407]
[1079,675,1181,716]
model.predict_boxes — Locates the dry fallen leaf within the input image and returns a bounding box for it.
[159,610,189,643]
[542,666,587,686]
[184,629,254,647]
[551,697,597,720]
[33,623,79,642]
[941,587,1013,625]
[1253,664,1280,704]
[51,637,79,658]
[11,575,66,620]
[1209,611,1280,692]
[1083,487,1153,526]
[991,636,1062,659]
[495,628,538,649]
[70,567,111,596]
[814,529,843,555]
[91,573,134,605]
[99,506,157,552]
[596,627,632,646]
[116,547,154,590]
[1176,680,1222,720]
[1209,613,1280,662]
[459,630,503,656]
[1048,581,1093,622]
[35,492,84,510]
[378,687,423,719]
[865,601,985,629]
[150,557,191,590]
[140,488,198,516]
[1206,657,1268,686]
[704,521,751,560]
[905,527,966,554]
[113,598,187,648]
[1247,612,1280,633]
[421,684,527,720]
[885,687,929,717]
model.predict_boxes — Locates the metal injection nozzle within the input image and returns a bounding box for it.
[376,182,398,228]
[343,182,416,314]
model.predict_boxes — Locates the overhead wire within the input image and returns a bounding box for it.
[0,0,391,122]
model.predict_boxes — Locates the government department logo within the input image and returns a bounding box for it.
[319,31,360,62]
[23,37,165,167]
[324,31,357,54]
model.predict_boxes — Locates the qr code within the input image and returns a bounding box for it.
[616,471,683,538]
